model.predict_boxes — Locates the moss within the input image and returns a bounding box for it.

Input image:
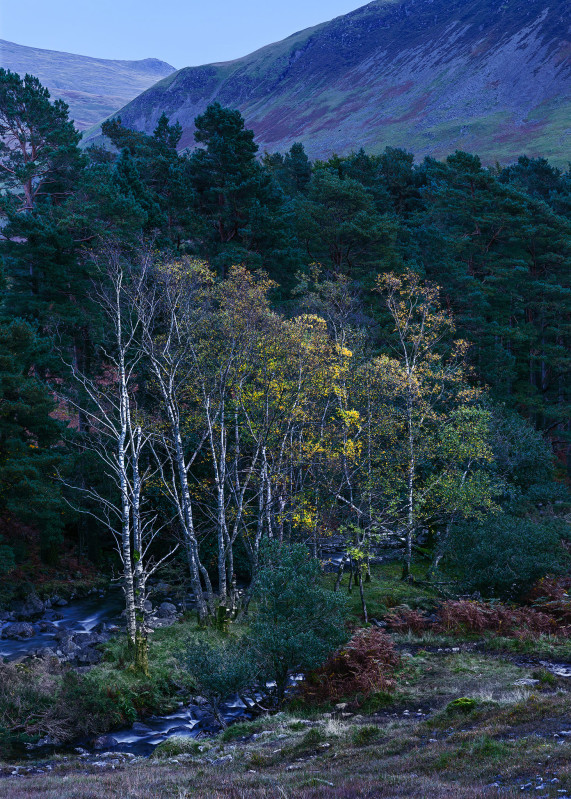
[446,697,478,714]
[153,736,209,758]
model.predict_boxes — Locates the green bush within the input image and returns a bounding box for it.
[352,724,381,745]
[249,541,349,702]
[445,514,569,598]
[179,637,256,727]
[153,736,207,757]
[220,719,266,741]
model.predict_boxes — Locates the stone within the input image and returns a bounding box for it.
[37,621,58,633]
[75,646,102,665]
[147,616,176,629]
[143,600,153,613]
[131,722,153,733]
[37,647,59,660]
[158,602,177,618]
[1,622,35,639]
[36,735,62,747]
[211,754,233,765]
[92,735,118,750]
[14,594,44,620]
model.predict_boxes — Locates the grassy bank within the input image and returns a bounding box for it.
[2,644,571,797]
[2,563,571,796]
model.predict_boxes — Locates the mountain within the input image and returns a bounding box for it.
[84,0,570,165]
[0,39,176,130]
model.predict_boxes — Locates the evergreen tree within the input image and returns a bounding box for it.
[0,68,82,212]
[0,319,65,560]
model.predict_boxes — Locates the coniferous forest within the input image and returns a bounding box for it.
[0,68,570,797]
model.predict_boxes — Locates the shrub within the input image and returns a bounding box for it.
[303,627,400,703]
[179,637,256,728]
[438,600,562,639]
[532,668,557,687]
[0,659,124,755]
[153,736,207,757]
[385,607,429,633]
[527,576,571,626]
[445,515,569,599]
[293,726,326,754]
[220,719,266,742]
[249,542,349,703]
[352,724,381,745]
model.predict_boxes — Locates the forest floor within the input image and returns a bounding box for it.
[2,565,571,798]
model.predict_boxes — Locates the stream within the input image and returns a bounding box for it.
[0,592,269,757]
[0,592,124,661]
[2,589,570,758]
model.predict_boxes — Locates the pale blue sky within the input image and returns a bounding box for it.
[1,1,368,69]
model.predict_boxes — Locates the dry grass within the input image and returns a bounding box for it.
[3,647,571,798]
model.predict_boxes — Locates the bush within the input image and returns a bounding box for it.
[438,599,563,638]
[220,719,267,742]
[153,736,207,757]
[445,515,569,598]
[249,542,349,702]
[385,607,429,633]
[179,637,256,727]
[0,659,124,756]
[303,627,400,703]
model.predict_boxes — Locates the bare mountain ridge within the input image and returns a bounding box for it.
[0,39,176,130]
[85,0,570,164]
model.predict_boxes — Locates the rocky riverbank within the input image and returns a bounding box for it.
[2,643,571,798]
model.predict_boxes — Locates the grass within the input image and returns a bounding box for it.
[4,681,571,797]
[323,561,439,619]
[3,563,571,796]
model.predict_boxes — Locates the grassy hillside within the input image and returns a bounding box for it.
[0,39,175,130]
[84,0,570,165]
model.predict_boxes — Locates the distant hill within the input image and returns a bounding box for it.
[84,0,570,165]
[0,39,176,130]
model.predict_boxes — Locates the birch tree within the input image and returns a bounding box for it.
[59,251,175,669]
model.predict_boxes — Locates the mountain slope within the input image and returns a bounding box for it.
[85,0,570,164]
[0,40,176,130]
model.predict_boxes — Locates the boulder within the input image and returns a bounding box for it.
[36,647,59,660]
[37,621,58,633]
[74,632,106,647]
[75,646,102,665]
[35,735,62,748]
[147,616,176,629]
[1,622,35,639]
[143,600,153,613]
[92,735,118,750]
[158,602,177,618]
[14,594,44,620]
[59,638,80,658]
[131,722,153,733]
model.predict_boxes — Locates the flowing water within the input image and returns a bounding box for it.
[0,592,124,661]
[4,590,570,756]
[0,593,271,755]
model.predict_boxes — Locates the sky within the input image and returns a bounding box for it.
[1,1,369,69]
